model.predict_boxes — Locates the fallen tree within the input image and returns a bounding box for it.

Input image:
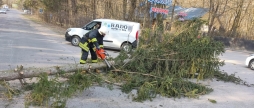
[0,19,227,107]
[0,62,111,81]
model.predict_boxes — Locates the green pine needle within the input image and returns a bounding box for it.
[208,98,217,103]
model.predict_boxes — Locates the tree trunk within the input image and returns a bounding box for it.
[122,0,127,20]
[208,0,218,36]
[127,0,137,21]
[0,63,112,81]
[156,4,165,42]
[229,0,244,37]
[92,0,96,19]
[142,1,151,28]
[170,0,176,30]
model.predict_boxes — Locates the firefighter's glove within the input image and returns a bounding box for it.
[94,42,100,50]
[96,47,100,50]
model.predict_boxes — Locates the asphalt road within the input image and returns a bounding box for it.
[0,9,119,71]
[219,49,254,84]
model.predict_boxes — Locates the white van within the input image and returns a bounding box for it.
[65,19,141,52]
[2,4,9,11]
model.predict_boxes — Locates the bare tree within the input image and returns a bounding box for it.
[207,0,229,36]
[141,1,152,28]
[229,0,252,37]
[227,0,244,37]
[127,0,137,21]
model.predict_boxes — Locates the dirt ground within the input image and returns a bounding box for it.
[0,10,254,108]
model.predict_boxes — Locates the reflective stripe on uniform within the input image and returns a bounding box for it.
[80,60,86,64]
[91,38,97,42]
[93,47,96,51]
[79,42,89,51]
[88,39,92,42]
[92,59,98,63]
[99,45,104,48]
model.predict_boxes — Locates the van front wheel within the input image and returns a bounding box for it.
[249,60,254,70]
[71,36,80,46]
[121,42,132,53]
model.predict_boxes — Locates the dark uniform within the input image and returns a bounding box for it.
[79,29,104,64]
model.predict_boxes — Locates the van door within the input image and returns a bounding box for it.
[102,22,132,49]
[100,22,115,48]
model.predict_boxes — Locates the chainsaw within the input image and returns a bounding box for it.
[96,49,113,68]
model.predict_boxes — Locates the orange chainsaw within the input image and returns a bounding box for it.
[96,49,112,68]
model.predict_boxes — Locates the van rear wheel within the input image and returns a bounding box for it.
[71,36,80,46]
[121,42,132,53]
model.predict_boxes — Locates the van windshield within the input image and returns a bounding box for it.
[83,21,101,30]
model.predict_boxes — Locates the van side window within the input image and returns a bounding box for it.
[94,22,101,29]
[84,22,101,30]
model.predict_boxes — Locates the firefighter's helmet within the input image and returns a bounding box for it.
[98,26,109,36]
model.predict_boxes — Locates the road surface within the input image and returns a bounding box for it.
[0,9,118,71]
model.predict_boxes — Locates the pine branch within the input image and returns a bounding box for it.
[86,66,123,86]
[147,58,185,61]
[1,80,18,99]
[162,53,178,56]
[112,69,162,79]
[103,80,122,86]
[121,55,138,68]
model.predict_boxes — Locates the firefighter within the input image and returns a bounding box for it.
[79,26,108,64]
